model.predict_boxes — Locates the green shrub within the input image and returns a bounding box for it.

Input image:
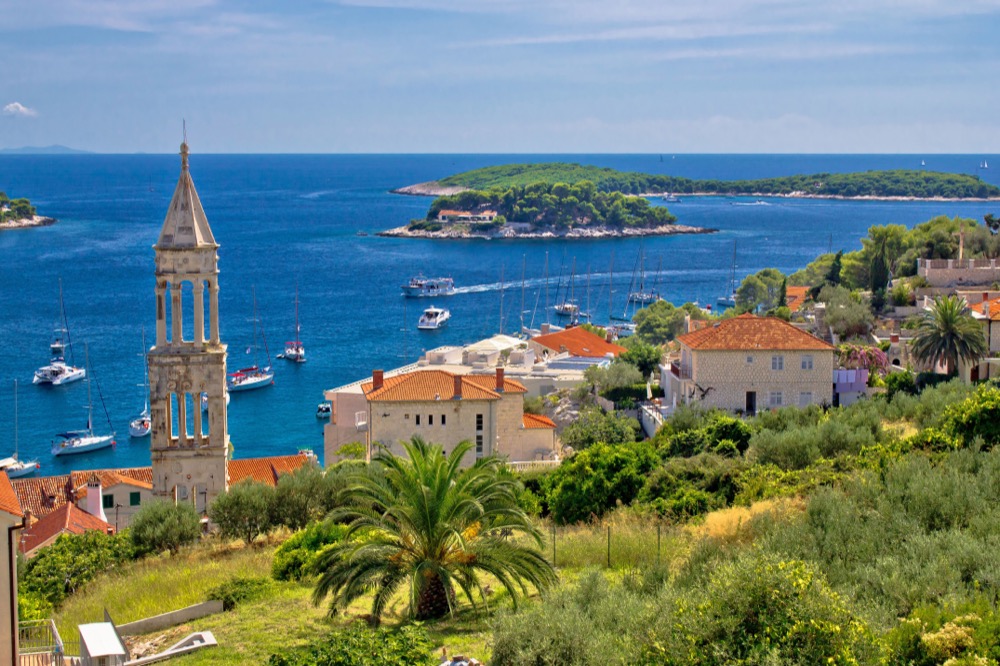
[885,370,917,401]
[942,384,1000,448]
[129,500,202,555]
[18,590,53,621]
[272,464,335,531]
[209,479,276,544]
[20,530,134,607]
[547,442,657,523]
[704,414,754,453]
[272,521,347,581]
[560,407,640,451]
[207,576,273,611]
[268,624,434,666]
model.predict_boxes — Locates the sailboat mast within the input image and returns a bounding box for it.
[141,326,149,411]
[543,252,550,322]
[13,379,18,458]
[570,257,576,304]
[520,255,526,334]
[608,251,614,323]
[498,263,505,335]
[59,278,75,366]
[294,285,300,342]
[586,264,591,319]
[251,287,259,367]
[85,343,93,433]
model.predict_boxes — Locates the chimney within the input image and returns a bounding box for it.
[453,374,463,400]
[984,292,990,304]
[495,367,505,392]
[890,334,899,343]
[606,331,613,343]
[541,323,550,335]
[86,474,107,522]
[372,369,384,391]
[684,314,692,332]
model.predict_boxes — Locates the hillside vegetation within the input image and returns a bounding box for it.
[0,192,36,222]
[435,163,1000,198]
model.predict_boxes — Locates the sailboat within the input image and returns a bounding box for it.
[717,241,739,308]
[227,287,274,392]
[278,286,306,363]
[34,279,86,386]
[554,257,580,317]
[128,328,151,438]
[628,247,659,304]
[51,343,116,457]
[1,380,40,478]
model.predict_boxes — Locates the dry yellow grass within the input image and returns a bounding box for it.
[685,497,804,542]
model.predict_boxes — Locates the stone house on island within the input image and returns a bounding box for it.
[663,314,835,414]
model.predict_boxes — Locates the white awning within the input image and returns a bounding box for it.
[78,623,126,657]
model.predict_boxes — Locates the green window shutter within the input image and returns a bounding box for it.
[130,492,141,506]
[102,494,114,509]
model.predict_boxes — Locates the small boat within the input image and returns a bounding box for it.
[278,287,306,363]
[609,323,636,339]
[355,231,368,237]
[316,402,331,418]
[627,291,660,305]
[51,344,116,457]
[717,240,739,308]
[3,380,39,478]
[201,391,231,411]
[553,301,579,317]
[662,193,680,203]
[921,159,926,167]
[34,280,86,386]
[228,287,274,392]
[129,328,151,438]
[402,276,456,298]
[418,306,451,330]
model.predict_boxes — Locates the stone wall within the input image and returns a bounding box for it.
[918,258,1000,288]
[369,398,498,467]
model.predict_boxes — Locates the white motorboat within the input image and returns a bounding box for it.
[402,276,456,298]
[3,380,39,478]
[228,287,275,392]
[129,329,151,438]
[35,281,86,386]
[316,402,331,418]
[662,193,680,203]
[418,306,451,330]
[51,344,116,457]
[553,302,579,317]
[278,287,306,363]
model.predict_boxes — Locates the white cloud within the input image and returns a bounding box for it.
[2,102,37,118]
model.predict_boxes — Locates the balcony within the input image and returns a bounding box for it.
[18,619,76,666]
[670,361,692,380]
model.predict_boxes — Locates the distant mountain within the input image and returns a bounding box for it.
[0,145,93,155]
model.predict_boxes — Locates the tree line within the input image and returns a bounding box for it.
[0,192,36,222]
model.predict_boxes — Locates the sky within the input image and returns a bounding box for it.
[1,0,999,153]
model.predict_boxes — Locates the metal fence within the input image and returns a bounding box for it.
[544,522,672,570]
[18,620,69,666]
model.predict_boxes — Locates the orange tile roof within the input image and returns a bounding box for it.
[677,314,833,351]
[970,298,1000,321]
[13,455,311,521]
[229,454,314,485]
[362,369,526,402]
[0,471,22,517]
[785,286,810,313]
[523,413,557,429]
[20,503,113,554]
[532,327,626,358]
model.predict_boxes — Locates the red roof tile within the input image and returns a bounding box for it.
[229,454,314,486]
[786,286,810,313]
[362,369,526,402]
[677,314,833,351]
[970,298,1000,321]
[532,327,626,358]
[0,472,22,517]
[13,455,312,521]
[523,413,557,429]
[20,503,113,554]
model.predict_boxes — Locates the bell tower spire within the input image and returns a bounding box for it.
[149,135,229,512]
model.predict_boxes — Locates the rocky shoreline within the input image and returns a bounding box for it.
[377,223,715,240]
[391,181,1000,202]
[0,215,56,230]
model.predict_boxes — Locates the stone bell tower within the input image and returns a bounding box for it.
[149,139,229,513]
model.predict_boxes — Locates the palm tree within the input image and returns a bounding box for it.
[911,295,988,376]
[312,437,557,624]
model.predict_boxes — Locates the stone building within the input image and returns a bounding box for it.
[325,368,557,466]
[664,314,834,414]
[148,141,229,512]
[0,471,23,664]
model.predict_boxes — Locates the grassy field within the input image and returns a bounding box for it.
[50,517,698,664]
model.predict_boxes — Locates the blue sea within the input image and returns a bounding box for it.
[0,153,997,474]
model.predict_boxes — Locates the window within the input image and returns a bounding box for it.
[476,434,484,458]
[799,392,813,407]
[476,414,484,430]
[102,494,114,510]
[441,414,446,426]
[428,414,433,426]
[746,355,754,364]
[415,414,421,426]
[404,413,409,420]
[801,355,814,370]
[130,492,141,506]
[768,391,783,407]
[771,355,784,371]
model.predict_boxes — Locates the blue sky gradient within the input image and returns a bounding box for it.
[2,0,999,152]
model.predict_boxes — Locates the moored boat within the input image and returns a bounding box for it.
[418,306,451,330]
[34,280,86,386]
[51,343,116,457]
[402,276,455,298]
[316,402,331,418]
[129,328,151,438]
[3,380,39,478]
[278,287,306,363]
[228,287,274,392]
